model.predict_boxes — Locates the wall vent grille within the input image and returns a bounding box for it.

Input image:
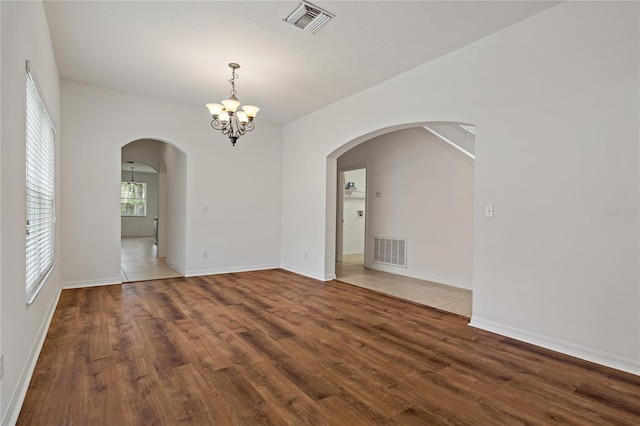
[373,237,407,268]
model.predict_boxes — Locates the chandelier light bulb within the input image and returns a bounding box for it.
[206,103,224,116]
[236,111,249,125]
[221,97,240,113]
[242,105,260,120]
[218,111,230,123]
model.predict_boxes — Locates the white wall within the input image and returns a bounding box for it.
[0,2,61,423]
[61,80,283,286]
[120,171,158,237]
[338,128,474,289]
[282,2,639,374]
[161,142,187,273]
[341,169,366,255]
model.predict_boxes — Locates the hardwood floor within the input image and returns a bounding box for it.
[18,270,640,425]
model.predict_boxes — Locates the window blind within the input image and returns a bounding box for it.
[25,61,56,304]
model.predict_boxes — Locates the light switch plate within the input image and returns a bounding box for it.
[485,205,494,218]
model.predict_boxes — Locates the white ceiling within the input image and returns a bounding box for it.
[44,1,560,124]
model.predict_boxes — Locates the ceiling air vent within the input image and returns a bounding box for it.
[284,1,335,34]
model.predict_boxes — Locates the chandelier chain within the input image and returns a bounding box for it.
[229,68,238,98]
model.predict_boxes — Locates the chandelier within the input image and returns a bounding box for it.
[206,63,260,146]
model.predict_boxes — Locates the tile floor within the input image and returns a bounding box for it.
[335,254,472,317]
[121,237,181,282]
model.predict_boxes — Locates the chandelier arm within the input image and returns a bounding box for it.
[212,119,234,137]
[211,119,225,131]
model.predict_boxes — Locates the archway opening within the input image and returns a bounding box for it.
[329,122,475,317]
[120,138,187,282]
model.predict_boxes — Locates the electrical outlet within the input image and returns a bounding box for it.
[202,250,208,259]
[304,252,308,260]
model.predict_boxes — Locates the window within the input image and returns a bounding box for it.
[121,182,147,216]
[25,61,56,304]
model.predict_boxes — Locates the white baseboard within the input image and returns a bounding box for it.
[191,262,336,282]
[3,288,62,426]
[470,317,640,376]
[280,264,327,282]
[185,263,280,278]
[62,277,122,289]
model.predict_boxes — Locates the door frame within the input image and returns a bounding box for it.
[336,165,367,263]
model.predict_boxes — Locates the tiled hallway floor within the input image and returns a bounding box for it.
[336,254,472,317]
[121,237,181,282]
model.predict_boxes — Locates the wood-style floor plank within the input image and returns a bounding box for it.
[17,269,640,425]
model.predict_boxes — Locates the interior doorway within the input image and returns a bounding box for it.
[337,168,367,266]
[331,124,475,318]
[120,139,186,282]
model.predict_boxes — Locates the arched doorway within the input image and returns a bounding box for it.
[330,122,476,317]
[120,138,187,281]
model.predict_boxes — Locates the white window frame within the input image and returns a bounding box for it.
[25,60,56,304]
[120,181,147,217]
